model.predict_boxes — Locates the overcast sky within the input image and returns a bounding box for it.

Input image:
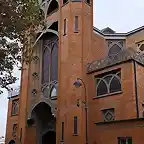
[0,0,144,137]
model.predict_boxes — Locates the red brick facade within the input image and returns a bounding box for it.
[5,0,144,144]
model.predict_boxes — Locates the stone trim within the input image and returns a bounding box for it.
[87,48,144,73]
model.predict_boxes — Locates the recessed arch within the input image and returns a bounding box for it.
[47,0,59,16]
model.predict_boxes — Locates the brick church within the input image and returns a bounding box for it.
[5,0,144,143]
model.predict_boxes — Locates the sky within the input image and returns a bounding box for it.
[0,0,144,137]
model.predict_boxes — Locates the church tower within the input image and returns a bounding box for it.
[57,0,93,143]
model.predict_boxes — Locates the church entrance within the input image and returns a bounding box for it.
[42,131,56,144]
[28,102,56,144]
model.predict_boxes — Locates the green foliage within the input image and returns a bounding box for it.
[0,0,44,93]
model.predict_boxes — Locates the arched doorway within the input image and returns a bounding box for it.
[29,102,56,144]
[8,140,15,144]
[42,131,56,144]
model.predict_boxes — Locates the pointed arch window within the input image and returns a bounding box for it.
[42,37,58,84]
[96,69,121,97]
[108,44,122,57]
[11,99,19,116]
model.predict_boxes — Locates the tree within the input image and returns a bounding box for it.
[0,0,44,93]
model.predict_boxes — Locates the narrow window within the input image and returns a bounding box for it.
[11,99,19,116]
[74,116,78,135]
[20,128,22,143]
[61,122,64,141]
[12,124,17,137]
[142,104,144,117]
[64,19,66,36]
[118,137,132,144]
[74,16,78,32]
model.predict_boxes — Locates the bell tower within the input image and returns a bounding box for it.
[57,0,93,143]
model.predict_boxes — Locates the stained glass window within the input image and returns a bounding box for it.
[51,42,58,81]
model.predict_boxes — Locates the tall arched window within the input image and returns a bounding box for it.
[42,35,58,84]
[51,42,58,81]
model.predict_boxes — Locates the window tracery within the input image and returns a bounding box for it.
[31,89,37,96]
[96,69,121,97]
[32,56,39,64]
[102,108,114,122]
[107,40,125,57]
[42,37,58,84]
[32,72,39,80]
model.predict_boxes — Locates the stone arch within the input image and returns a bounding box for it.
[28,99,56,121]
[27,101,56,144]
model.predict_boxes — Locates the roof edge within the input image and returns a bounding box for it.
[93,25,144,37]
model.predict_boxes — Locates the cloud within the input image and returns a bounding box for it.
[94,0,144,32]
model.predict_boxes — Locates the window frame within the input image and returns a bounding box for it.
[61,122,64,142]
[101,108,115,122]
[63,19,67,36]
[95,69,122,98]
[11,99,19,116]
[74,16,79,33]
[73,116,78,135]
[42,37,58,85]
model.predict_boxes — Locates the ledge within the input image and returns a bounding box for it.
[93,91,122,99]
[95,118,144,125]
[73,133,79,136]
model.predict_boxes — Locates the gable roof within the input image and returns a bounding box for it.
[93,26,144,37]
